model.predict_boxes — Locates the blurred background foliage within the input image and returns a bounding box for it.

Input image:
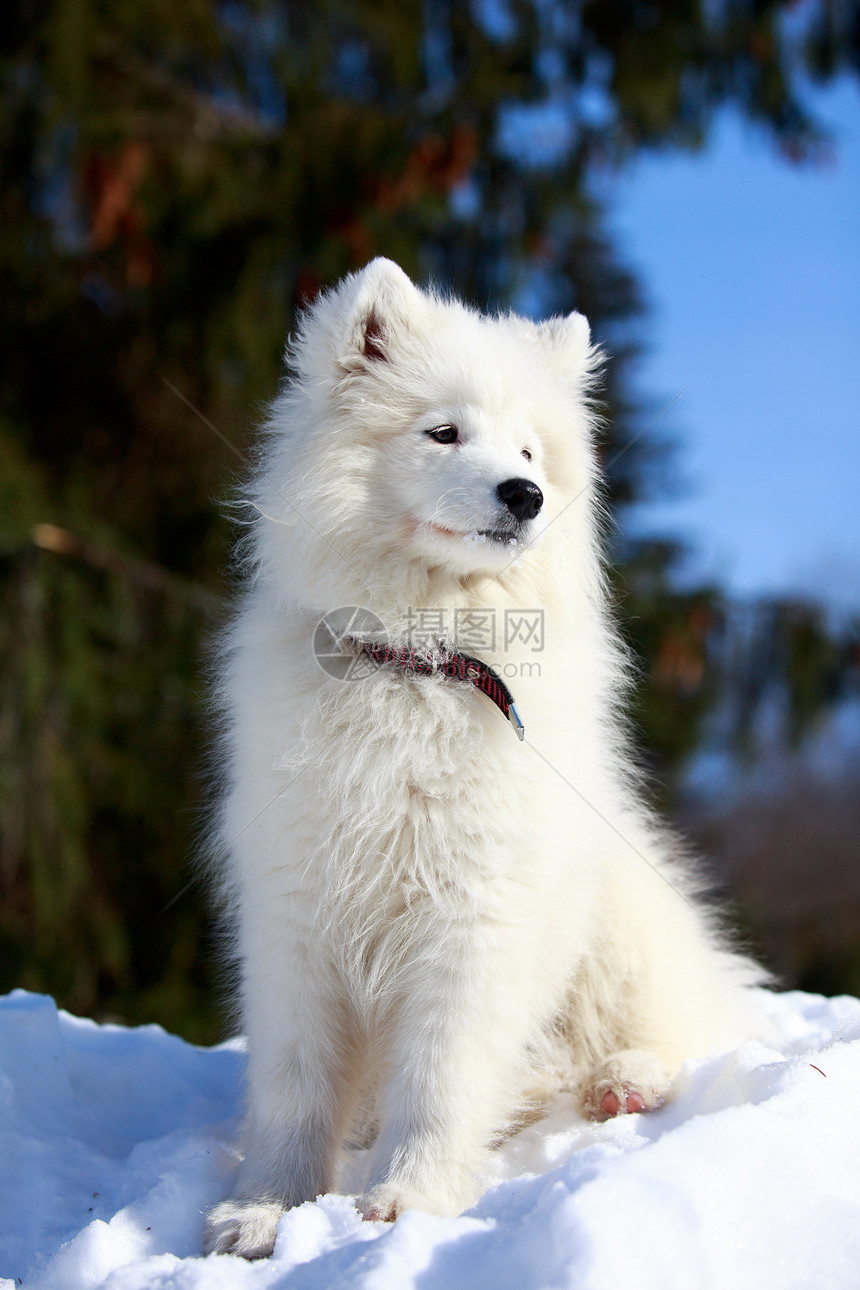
[1,0,858,1041]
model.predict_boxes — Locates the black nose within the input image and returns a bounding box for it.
[497,477,543,523]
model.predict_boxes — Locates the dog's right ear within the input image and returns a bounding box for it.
[339,258,422,370]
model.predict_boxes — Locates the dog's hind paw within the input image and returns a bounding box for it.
[203,1199,284,1259]
[582,1049,669,1122]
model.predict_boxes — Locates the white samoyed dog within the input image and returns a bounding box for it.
[205,258,767,1258]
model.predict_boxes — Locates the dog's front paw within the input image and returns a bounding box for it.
[204,1199,284,1259]
[581,1049,669,1121]
[357,1182,464,1223]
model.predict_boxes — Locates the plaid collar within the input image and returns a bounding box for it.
[350,639,525,740]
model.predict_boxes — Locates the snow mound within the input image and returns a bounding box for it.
[3,988,860,1289]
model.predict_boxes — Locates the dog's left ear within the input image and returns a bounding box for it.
[535,311,592,374]
[341,258,423,370]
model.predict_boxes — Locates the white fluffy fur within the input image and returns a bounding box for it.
[204,259,767,1258]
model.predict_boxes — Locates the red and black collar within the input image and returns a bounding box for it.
[350,639,525,740]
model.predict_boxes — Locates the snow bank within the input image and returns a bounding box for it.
[3,988,860,1290]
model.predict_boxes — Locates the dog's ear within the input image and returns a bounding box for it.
[534,310,601,394]
[341,258,423,369]
[536,310,590,362]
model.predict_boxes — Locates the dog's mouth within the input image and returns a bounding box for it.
[423,521,525,549]
[472,527,524,548]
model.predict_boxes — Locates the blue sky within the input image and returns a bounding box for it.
[606,77,860,612]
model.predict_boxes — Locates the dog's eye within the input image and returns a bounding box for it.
[426,425,459,445]
[521,448,532,461]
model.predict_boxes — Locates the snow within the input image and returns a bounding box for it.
[3,989,860,1290]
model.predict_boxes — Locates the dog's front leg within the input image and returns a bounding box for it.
[357,915,533,1221]
[205,924,356,1258]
